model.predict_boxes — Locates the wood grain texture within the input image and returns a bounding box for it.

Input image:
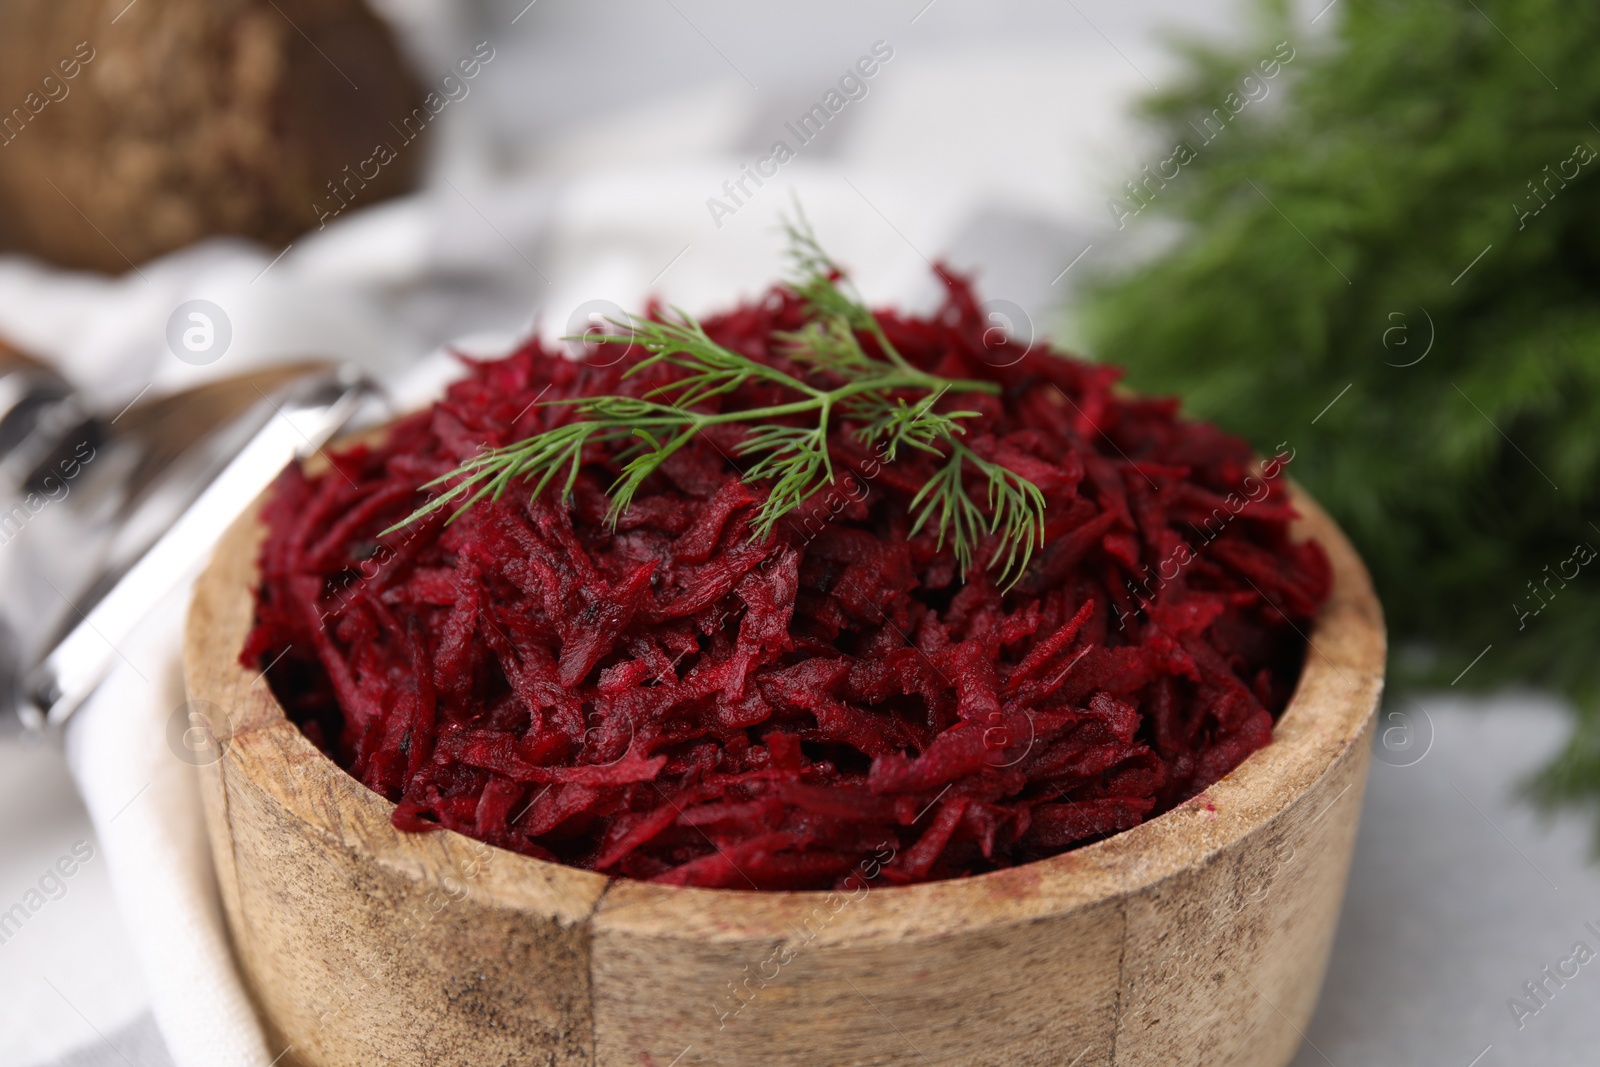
[184,480,1384,1067]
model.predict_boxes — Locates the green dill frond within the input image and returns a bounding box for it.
[737,424,833,539]
[780,202,914,373]
[387,215,1044,587]
[775,317,877,378]
[908,443,1047,591]
[780,205,872,331]
[846,388,978,461]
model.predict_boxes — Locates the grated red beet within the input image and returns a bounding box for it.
[243,268,1331,890]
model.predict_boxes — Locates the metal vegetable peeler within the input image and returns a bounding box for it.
[0,343,381,737]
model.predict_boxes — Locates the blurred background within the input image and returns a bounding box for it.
[2,0,1599,1064]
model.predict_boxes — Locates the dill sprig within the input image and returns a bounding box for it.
[388,212,1047,587]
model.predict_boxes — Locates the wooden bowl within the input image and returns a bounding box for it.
[184,483,1384,1067]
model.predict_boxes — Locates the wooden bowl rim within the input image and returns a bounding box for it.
[186,475,1384,945]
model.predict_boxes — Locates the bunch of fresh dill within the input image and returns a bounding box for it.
[1085,0,1600,821]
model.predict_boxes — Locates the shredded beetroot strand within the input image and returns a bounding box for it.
[243,268,1331,890]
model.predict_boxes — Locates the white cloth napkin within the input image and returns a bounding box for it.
[64,587,269,1067]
